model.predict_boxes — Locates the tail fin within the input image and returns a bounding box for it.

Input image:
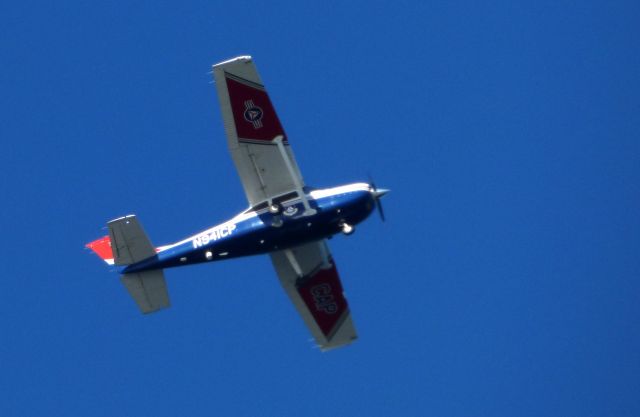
[86,235,115,265]
[87,215,170,314]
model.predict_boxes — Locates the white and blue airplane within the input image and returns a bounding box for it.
[86,56,388,351]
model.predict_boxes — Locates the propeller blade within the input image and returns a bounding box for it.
[375,197,386,222]
[368,175,388,222]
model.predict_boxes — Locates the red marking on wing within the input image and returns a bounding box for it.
[225,76,287,143]
[297,261,349,338]
[85,235,113,260]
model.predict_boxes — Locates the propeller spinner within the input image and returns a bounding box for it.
[368,179,389,222]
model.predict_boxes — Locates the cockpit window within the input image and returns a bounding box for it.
[242,191,300,215]
[272,191,298,205]
[243,201,268,214]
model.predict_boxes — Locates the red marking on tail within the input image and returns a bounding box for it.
[86,235,114,264]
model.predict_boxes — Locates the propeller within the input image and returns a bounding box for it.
[368,176,389,222]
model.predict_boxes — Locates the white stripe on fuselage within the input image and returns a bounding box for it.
[309,183,370,200]
[156,183,370,252]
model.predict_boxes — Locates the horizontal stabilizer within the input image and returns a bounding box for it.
[121,269,170,314]
[108,215,155,265]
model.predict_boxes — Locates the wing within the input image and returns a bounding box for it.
[270,240,357,351]
[212,56,305,207]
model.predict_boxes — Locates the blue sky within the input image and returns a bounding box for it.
[1,1,639,416]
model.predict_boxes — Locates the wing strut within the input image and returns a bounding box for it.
[284,249,304,277]
[274,135,316,216]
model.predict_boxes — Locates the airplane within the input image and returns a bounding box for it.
[86,56,388,351]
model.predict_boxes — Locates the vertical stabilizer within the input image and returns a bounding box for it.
[86,236,114,265]
[88,215,171,314]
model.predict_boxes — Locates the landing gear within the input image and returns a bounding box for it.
[268,203,281,214]
[341,222,354,235]
[270,203,283,227]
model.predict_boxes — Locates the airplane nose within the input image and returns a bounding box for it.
[372,188,390,199]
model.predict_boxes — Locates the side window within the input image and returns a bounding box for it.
[251,201,269,212]
[243,191,299,215]
[273,191,299,205]
[243,201,268,215]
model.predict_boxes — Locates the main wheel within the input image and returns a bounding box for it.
[269,203,281,214]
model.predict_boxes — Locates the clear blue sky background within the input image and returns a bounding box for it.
[1,1,639,416]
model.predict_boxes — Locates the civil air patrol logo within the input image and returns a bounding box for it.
[310,283,338,314]
[283,206,298,217]
[243,100,263,129]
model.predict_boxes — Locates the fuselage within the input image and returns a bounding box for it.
[122,183,376,274]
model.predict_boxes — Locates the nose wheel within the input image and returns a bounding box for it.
[341,222,354,235]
